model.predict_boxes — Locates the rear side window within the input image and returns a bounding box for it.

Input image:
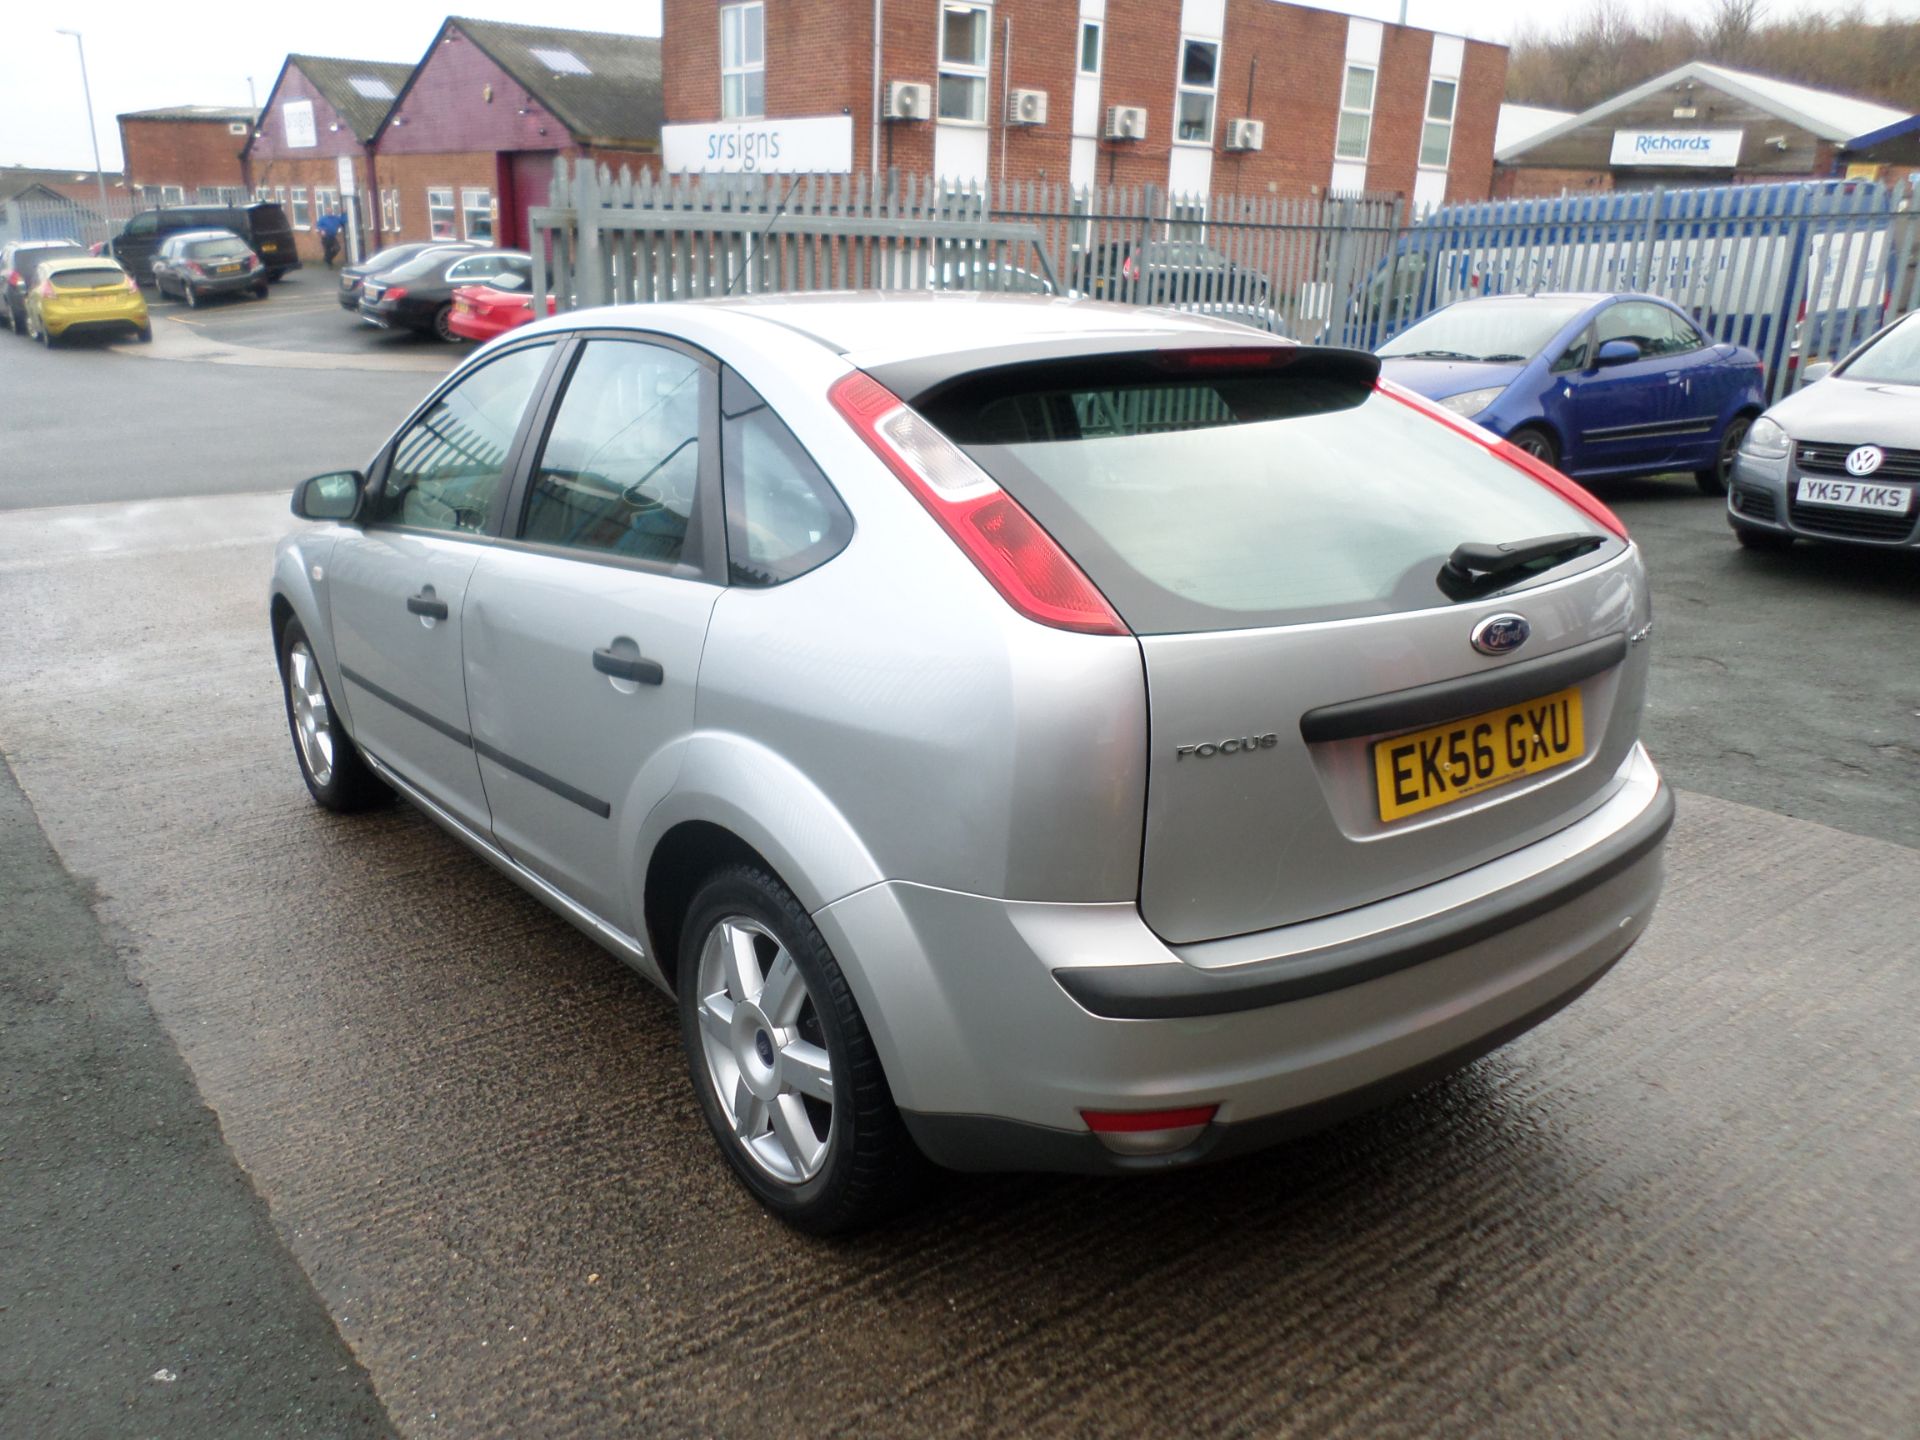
[720,368,852,585]
[49,267,126,289]
[911,352,1617,634]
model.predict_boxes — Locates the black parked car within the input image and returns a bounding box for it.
[2,239,90,333]
[359,249,531,341]
[151,229,269,306]
[109,203,300,284]
[1076,240,1272,307]
[337,240,482,312]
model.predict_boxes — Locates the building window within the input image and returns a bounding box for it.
[315,186,340,222]
[254,185,272,202]
[381,188,401,235]
[1336,64,1375,161]
[1079,20,1101,76]
[274,185,288,210]
[1420,77,1457,168]
[1176,38,1219,145]
[462,187,493,242]
[291,187,311,229]
[720,3,765,119]
[160,184,185,207]
[938,3,991,123]
[428,187,456,239]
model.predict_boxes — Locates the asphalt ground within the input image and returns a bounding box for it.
[2,326,1919,1436]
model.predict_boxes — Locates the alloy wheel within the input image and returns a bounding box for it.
[1512,432,1552,460]
[693,915,836,1185]
[285,640,335,787]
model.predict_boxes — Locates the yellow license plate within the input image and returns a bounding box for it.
[219,263,241,274]
[1374,686,1584,823]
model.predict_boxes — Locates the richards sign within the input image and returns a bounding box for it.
[663,116,854,175]
[1610,129,1744,168]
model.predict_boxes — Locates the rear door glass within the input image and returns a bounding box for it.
[909,352,1618,635]
[49,268,128,289]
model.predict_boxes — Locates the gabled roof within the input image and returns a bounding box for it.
[1499,61,1913,162]
[0,166,128,205]
[448,16,663,148]
[1495,104,1573,154]
[117,105,254,124]
[287,54,417,144]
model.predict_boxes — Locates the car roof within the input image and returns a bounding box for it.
[11,238,85,250]
[36,255,126,274]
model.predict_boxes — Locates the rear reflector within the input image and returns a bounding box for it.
[827,371,1128,636]
[1377,378,1628,539]
[1082,1104,1219,1157]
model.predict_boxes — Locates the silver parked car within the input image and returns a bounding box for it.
[271,294,1673,1233]
[1728,310,1920,551]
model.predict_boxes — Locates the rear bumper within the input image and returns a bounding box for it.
[816,745,1671,1174]
[44,302,149,336]
[181,271,260,295]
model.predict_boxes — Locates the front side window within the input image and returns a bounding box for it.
[428,187,456,240]
[1176,38,1218,145]
[1079,21,1101,75]
[125,212,157,237]
[1336,64,1375,161]
[462,188,493,242]
[1594,301,1674,355]
[720,2,766,119]
[291,187,310,229]
[938,3,991,122]
[722,369,852,585]
[521,341,706,565]
[375,344,554,534]
[1420,78,1457,168]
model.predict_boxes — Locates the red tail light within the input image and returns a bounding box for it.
[243,254,259,270]
[1082,1105,1218,1133]
[37,279,55,298]
[185,261,206,277]
[1377,379,1628,539]
[827,371,1128,636]
[384,286,408,301]
[5,270,19,287]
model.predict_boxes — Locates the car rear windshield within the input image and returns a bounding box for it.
[910,351,1618,634]
[1378,298,1591,363]
[185,238,250,259]
[49,267,127,289]
[1840,315,1920,385]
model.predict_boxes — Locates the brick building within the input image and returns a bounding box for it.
[372,17,664,250]
[1494,63,1914,199]
[116,106,254,206]
[244,55,416,264]
[659,0,1505,209]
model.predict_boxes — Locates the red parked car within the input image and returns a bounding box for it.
[446,282,555,342]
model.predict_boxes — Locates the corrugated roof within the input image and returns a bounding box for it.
[1496,104,1573,153]
[450,17,662,148]
[1500,61,1914,162]
[117,104,254,124]
[287,54,418,144]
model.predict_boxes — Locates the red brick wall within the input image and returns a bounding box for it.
[247,155,377,260]
[119,118,251,195]
[1447,41,1504,204]
[1365,25,1432,202]
[1492,165,1615,200]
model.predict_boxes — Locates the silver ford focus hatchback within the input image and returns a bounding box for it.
[271,294,1673,1232]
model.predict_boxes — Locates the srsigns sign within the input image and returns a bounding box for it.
[1609,129,1743,167]
[662,116,854,175]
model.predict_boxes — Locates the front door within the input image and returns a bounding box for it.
[1565,299,1686,476]
[325,340,559,831]
[464,335,721,932]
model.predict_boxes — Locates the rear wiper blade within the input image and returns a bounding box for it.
[1443,532,1604,584]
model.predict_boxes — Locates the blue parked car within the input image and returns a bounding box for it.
[1377,292,1766,494]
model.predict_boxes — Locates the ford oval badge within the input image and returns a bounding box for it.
[1471,613,1531,657]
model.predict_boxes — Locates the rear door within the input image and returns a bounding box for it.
[325,340,560,832]
[915,350,1647,945]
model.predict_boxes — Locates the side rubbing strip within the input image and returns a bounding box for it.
[473,740,612,819]
[340,665,472,748]
[1299,633,1629,745]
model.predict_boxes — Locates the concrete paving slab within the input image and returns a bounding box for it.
[1,497,1915,1438]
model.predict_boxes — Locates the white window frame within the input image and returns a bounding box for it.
[254,185,272,202]
[381,188,401,235]
[290,186,311,229]
[1420,76,1457,170]
[937,2,992,125]
[1170,199,1207,242]
[427,187,456,240]
[461,187,493,242]
[720,2,765,120]
[1336,63,1376,162]
[1078,20,1101,77]
[315,186,339,221]
[160,184,185,207]
[273,185,288,210]
[1174,36,1220,147]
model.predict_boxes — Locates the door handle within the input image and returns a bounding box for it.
[593,647,663,686]
[406,592,449,619]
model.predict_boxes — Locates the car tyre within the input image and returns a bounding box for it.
[1697,415,1752,496]
[276,616,391,813]
[252,282,268,300]
[1732,522,1794,553]
[431,303,462,343]
[677,864,920,1235]
[184,283,199,309]
[33,314,55,348]
[135,327,152,344]
[1506,424,1559,468]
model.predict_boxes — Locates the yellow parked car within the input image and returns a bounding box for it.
[24,255,151,347]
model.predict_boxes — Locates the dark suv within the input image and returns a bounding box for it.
[110,203,300,283]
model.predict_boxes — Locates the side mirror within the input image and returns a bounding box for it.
[1799,360,1835,388]
[292,470,365,522]
[1595,338,1642,368]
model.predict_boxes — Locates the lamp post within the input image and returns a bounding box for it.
[56,28,115,248]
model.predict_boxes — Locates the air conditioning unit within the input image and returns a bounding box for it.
[1225,118,1264,152]
[887,81,931,120]
[1007,89,1048,126]
[1105,105,1147,141]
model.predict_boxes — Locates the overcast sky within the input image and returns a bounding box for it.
[5,0,1919,173]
